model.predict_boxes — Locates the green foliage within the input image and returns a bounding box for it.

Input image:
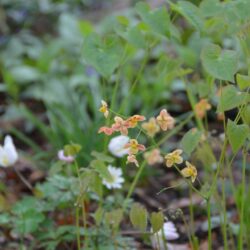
[241,105,250,125]
[218,85,247,112]
[171,0,204,31]
[180,128,202,156]
[201,44,238,82]
[91,151,114,163]
[105,209,123,229]
[150,211,164,233]
[135,2,170,37]
[236,74,250,90]
[130,203,148,231]
[82,33,123,77]
[227,119,249,154]
[64,143,82,156]
[90,159,113,182]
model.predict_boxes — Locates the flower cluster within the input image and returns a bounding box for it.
[98,115,145,136]
[98,100,148,167]
[142,109,175,138]
[125,139,146,167]
[98,100,197,183]
[164,150,197,182]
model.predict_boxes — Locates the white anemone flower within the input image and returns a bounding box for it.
[151,221,179,250]
[58,150,75,163]
[102,165,124,189]
[108,135,129,157]
[0,135,18,167]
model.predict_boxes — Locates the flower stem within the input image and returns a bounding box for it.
[76,206,81,250]
[207,198,212,250]
[222,176,229,250]
[238,147,247,250]
[13,166,33,191]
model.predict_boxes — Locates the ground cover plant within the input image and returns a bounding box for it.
[0,0,250,249]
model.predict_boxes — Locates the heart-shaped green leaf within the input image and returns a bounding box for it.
[201,44,238,82]
[236,74,250,90]
[83,33,123,77]
[130,203,147,231]
[150,211,164,233]
[180,128,202,156]
[218,85,247,112]
[241,105,250,126]
[135,2,170,37]
[227,119,249,154]
[199,0,223,18]
[171,1,204,31]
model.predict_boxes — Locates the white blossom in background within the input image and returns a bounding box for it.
[151,221,179,250]
[108,135,129,157]
[102,165,124,189]
[0,135,18,167]
[58,150,75,163]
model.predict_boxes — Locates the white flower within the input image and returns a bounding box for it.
[108,135,129,157]
[102,165,124,189]
[151,222,179,250]
[58,150,75,163]
[0,135,18,167]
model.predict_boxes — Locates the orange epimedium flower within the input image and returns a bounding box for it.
[142,117,160,137]
[125,139,146,155]
[99,100,109,118]
[98,126,114,136]
[194,99,211,119]
[156,109,175,131]
[144,148,163,165]
[181,161,197,183]
[165,149,183,168]
[126,154,139,167]
[112,116,129,135]
[126,115,146,128]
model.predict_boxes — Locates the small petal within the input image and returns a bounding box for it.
[99,100,109,118]
[112,116,129,135]
[98,126,114,135]
[144,149,163,165]
[126,115,146,128]
[126,154,139,167]
[151,221,179,250]
[108,135,130,157]
[156,109,175,131]
[0,135,18,167]
[125,139,146,155]
[142,118,160,137]
[58,150,75,163]
[181,161,197,182]
[164,149,183,168]
[194,99,211,119]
